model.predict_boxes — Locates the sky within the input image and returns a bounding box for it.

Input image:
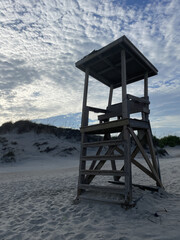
[0,0,179,137]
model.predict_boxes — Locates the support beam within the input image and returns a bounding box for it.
[121,49,128,118]
[144,72,148,99]
[128,127,163,188]
[108,85,113,107]
[123,126,132,203]
[81,68,89,127]
[77,68,89,196]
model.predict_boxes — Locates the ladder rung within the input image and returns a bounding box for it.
[83,139,124,147]
[79,195,126,205]
[81,170,125,176]
[79,184,125,195]
[81,155,124,161]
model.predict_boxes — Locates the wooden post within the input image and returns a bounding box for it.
[78,68,89,194]
[108,85,113,107]
[143,72,149,121]
[81,68,89,127]
[121,49,132,203]
[144,72,148,99]
[121,49,128,119]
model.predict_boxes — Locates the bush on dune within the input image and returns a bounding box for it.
[159,135,180,148]
[153,135,180,148]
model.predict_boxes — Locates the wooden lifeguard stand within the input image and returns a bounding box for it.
[75,35,163,206]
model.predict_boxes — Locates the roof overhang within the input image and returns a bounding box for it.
[75,35,158,88]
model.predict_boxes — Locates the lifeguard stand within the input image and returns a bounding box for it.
[75,35,163,206]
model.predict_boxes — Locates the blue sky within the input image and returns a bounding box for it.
[0,0,179,137]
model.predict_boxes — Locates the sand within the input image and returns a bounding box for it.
[0,133,180,240]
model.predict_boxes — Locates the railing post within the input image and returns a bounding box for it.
[143,72,149,121]
[108,85,113,107]
[81,68,89,127]
[144,72,148,99]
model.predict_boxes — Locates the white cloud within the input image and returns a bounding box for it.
[0,0,179,136]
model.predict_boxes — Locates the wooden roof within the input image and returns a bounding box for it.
[75,35,158,88]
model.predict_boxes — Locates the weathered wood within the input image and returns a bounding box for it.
[76,36,161,206]
[108,85,113,107]
[128,127,163,188]
[77,68,90,197]
[87,106,107,113]
[123,126,132,203]
[109,181,159,192]
[129,119,149,129]
[81,155,124,161]
[81,69,89,127]
[146,127,162,182]
[144,72,148,99]
[81,170,125,176]
[79,184,125,195]
[83,139,124,147]
[127,94,150,104]
[78,132,87,190]
[121,49,128,118]
[79,195,127,205]
[98,101,149,122]
[81,118,129,134]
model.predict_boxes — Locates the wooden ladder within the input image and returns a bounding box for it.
[77,131,133,206]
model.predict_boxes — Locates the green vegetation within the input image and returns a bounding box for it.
[153,135,180,148]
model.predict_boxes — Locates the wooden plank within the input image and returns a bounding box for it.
[129,101,149,114]
[128,127,163,188]
[97,57,133,76]
[127,94,150,104]
[87,106,107,113]
[98,102,149,122]
[79,195,126,205]
[109,181,159,192]
[129,119,149,129]
[81,118,129,134]
[81,155,124,161]
[81,170,125,176]
[79,184,125,194]
[89,68,110,87]
[83,139,124,147]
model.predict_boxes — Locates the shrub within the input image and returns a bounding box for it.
[159,135,180,147]
[0,122,13,134]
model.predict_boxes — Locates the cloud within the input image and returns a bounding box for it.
[0,0,179,136]
[0,55,40,91]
